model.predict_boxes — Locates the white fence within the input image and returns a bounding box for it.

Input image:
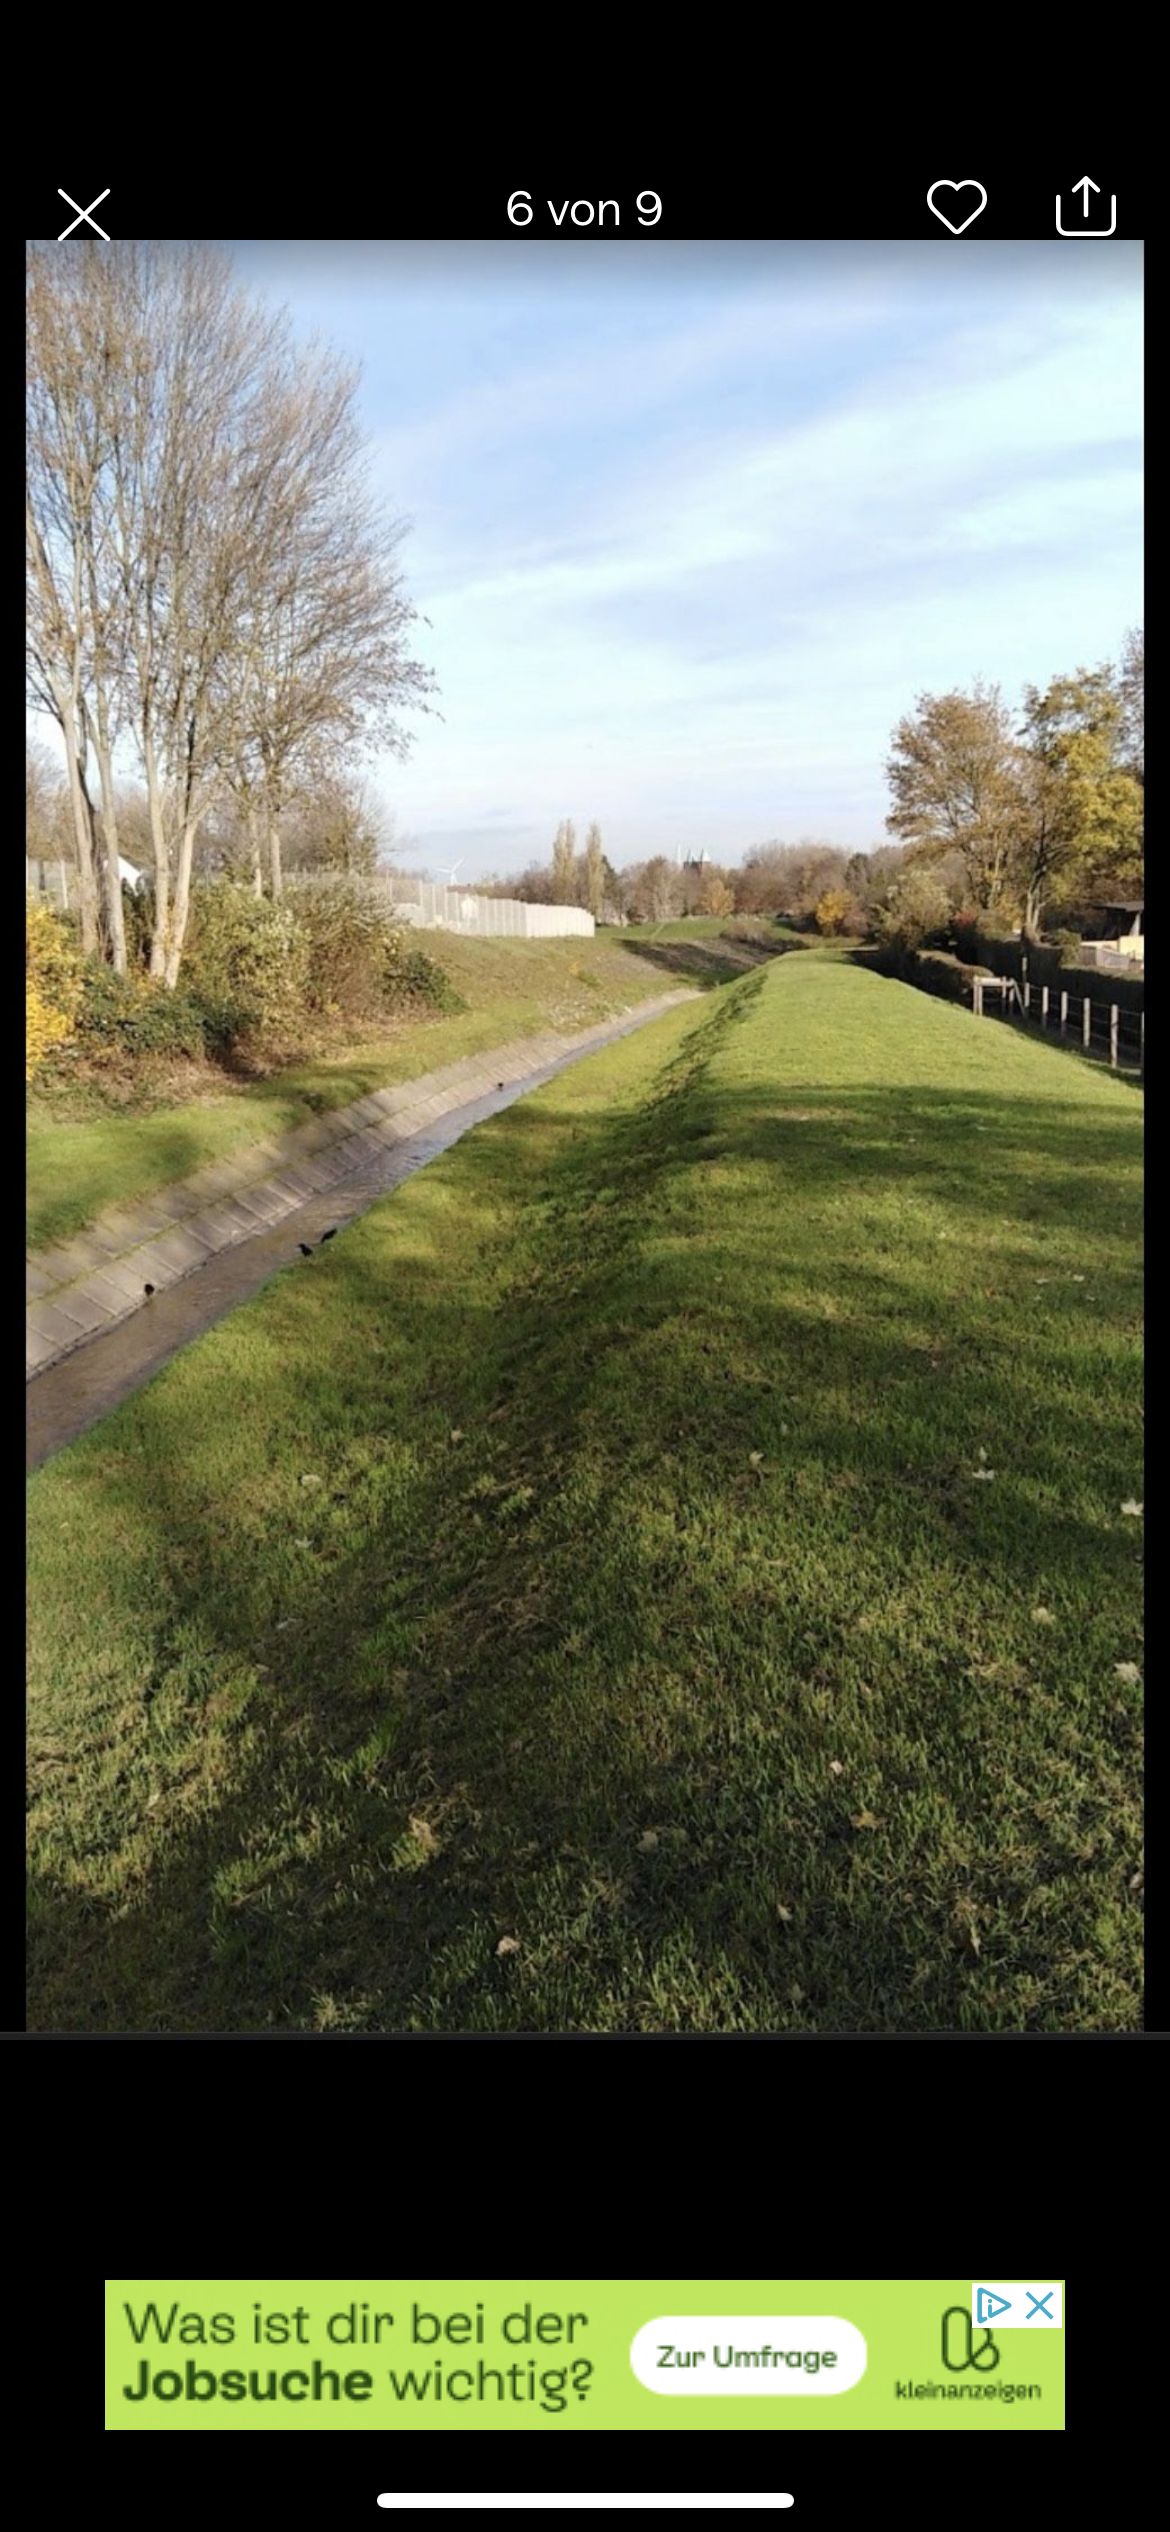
[26,859,596,943]
[389,877,594,939]
[26,856,143,906]
[972,971,1143,1072]
[26,858,71,908]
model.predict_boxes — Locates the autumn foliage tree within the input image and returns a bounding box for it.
[1015,670,1143,936]
[886,654,1144,939]
[885,683,1022,915]
[814,886,855,935]
[696,868,735,916]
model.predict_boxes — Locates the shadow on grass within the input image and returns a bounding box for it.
[616,932,806,988]
[28,979,1143,2034]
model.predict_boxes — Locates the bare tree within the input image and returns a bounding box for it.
[25,740,75,907]
[229,346,433,899]
[735,841,849,919]
[26,740,61,857]
[26,268,105,956]
[584,821,604,919]
[551,819,577,903]
[280,773,395,876]
[26,243,434,987]
[500,861,555,904]
[624,855,683,921]
[696,866,735,916]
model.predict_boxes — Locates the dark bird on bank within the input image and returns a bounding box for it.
[297,1244,313,1258]
[497,1082,505,1090]
[320,1227,338,1245]
[143,1283,156,1297]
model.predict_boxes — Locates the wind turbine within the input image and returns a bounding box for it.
[446,858,464,887]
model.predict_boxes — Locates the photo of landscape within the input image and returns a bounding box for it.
[26,234,1142,2032]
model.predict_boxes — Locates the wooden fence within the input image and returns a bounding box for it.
[971,971,1143,1074]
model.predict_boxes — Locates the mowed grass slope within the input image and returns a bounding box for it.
[27,957,1143,2032]
[27,929,677,1253]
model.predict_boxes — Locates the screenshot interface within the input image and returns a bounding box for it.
[28,154,1126,2517]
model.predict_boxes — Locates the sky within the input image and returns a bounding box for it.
[106,242,1153,879]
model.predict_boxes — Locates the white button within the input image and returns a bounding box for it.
[630,2317,866,2394]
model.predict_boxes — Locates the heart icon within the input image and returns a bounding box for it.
[927,178,988,235]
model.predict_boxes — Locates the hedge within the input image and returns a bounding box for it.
[959,927,1144,1015]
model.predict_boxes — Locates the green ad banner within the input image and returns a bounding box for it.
[105,2280,1064,2430]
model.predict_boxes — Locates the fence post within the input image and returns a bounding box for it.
[1041,985,1049,1024]
[1141,1011,1145,1077]
[1110,1005,1119,1069]
[1024,982,1031,1016]
[1060,989,1068,1034]
[1083,996,1091,1049]
[973,978,982,1016]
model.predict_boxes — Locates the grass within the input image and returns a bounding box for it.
[603,914,810,991]
[615,915,802,941]
[26,930,677,1252]
[27,955,1143,2032]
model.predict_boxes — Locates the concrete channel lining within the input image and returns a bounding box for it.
[26,993,695,1385]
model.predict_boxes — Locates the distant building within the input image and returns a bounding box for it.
[1080,898,1144,970]
[26,855,145,909]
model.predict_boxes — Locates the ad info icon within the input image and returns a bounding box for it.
[971,2285,1063,2330]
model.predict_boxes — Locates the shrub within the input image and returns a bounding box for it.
[183,882,310,1047]
[121,880,155,969]
[814,887,858,936]
[26,901,84,1080]
[964,927,1144,1013]
[76,965,208,1064]
[874,867,952,956]
[290,872,405,1018]
[389,945,466,1013]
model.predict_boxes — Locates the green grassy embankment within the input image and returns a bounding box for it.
[27,954,1142,2032]
[27,930,682,1252]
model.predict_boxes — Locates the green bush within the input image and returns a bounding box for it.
[389,945,466,1013]
[121,880,154,969]
[76,965,208,1063]
[904,949,976,1004]
[951,910,984,964]
[859,945,974,1003]
[873,866,953,955]
[183,882,310,1046]
[290,873,405,1018]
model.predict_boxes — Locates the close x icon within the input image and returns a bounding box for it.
[941,2308,1001,2374]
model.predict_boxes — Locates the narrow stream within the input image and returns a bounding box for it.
[27,996,692,1470]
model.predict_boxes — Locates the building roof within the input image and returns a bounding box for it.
[1088,897,1144,913]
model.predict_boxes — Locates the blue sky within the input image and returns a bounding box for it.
[234,244,1138,873]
